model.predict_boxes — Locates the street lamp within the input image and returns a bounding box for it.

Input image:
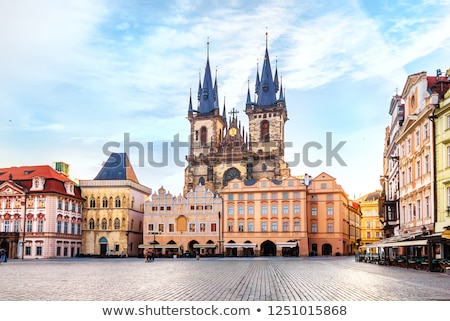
[149,230,160,260]
[21,188,28,260]
[218,211,223,257]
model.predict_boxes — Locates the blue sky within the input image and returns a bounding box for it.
[2,0,450,199]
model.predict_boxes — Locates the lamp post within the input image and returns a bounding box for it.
[21,188,28,260]
[218,211,223,257]
[149,230,160,260]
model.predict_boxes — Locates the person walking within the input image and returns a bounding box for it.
[0,248,4,265]
[144,249,149,263]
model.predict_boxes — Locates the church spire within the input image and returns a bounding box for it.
[255,31,278,106]
[198,40,216,114]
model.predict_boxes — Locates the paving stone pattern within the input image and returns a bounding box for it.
[2,256,450,301]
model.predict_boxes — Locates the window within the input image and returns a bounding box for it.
[261,120,270,142]
[425,196,430,218]
[3,221,10,232]
[416,200,421,219]
[36,246,42,256]
[189,223,196,232]
[114,218,120,229]
[282,192,289,199]
[89,197,96,207]
[238,222,244,232]
[271,193,278,199]
[448,146,450,167]
[248,222,254,232]
[228,194,234,200]
[294,205,300,214]
[64,221,68,234]
[64,201,69,211]
[408,167,412,183]
[311,223,318,233]
[200,126,207,146]
[147,223,154,232]
[261,222,268,232]
[407,138,411,153]
[327,207,333,216]
[102,218,107,230]
[321,183,327,189]
[71,222,75,234]
[158,224,164,232]
[282,205,289,214]
[238,193,244,200]
[294,221,300,232]
[283,221,289,231]
[248,206,254,215]
[311,207,317,216]
[169,223,175,232]
[238,206,244,215]
[57,221,62,233]
[227,206,234,215]
[102,197,108,208]
[261,205,267,215]
[115,197,121,208]
[415,130,420,146]
[271,222,278,232]
[293,192,300,198]
[227,222,233,232]
[200,223,206,232]
[26,220,32,232]
[58,200,62,210]
[425,155,430,173]
[261,193,267,200]
[248,194,254,200]
[408,203,413,221]
[416,160,421,178]
[38,220,44,233]
[327,223,334,233]
[271,205,278,214]
[77,224,81,235]
[424,123,429,138]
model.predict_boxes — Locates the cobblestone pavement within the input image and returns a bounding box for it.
[1,256,450,301]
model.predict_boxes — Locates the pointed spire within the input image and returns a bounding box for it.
[274,59,279,93]
[188,87,193,112]
[198,39,216,114]
[279,76,284,101]
[255,61,260,93]
[197,71,201,101]
[213,66,219,109]
[222,97,227,124]
[246,80,252,106]
[255,31,277,106]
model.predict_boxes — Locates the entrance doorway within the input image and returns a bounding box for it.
[261,240,276,256]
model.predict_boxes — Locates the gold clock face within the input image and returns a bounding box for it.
[229,127,237,136]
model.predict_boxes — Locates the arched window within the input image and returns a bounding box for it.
[261,120,270,142]
[102,197,108,208]
[89,218,94,230]
[115,197,121,208]
[89,197,96,208]
[200,126,207,146]
[101,218,107,230]
[114,218,120,230]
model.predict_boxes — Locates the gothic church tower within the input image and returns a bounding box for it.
[184,36,290,195]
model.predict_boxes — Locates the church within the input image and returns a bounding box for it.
[184,34,291,195]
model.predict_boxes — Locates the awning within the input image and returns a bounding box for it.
[442,229,450,240]
[276,242,298,248]
[360,239,428,248]
[138,244,180,249]
[193,244,217,249]
[224,243,257,249]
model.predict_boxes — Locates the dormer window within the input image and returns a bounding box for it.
[31,177,45,191]
[64,181,75,195]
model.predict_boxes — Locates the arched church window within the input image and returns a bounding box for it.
[101,218,107,230]
[89,197,96,208]
[114,218,120,230]
[261,120,270,142]
[200,127,207,146]
[89,218,94,230]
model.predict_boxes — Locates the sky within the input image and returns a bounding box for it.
[2,0,450,199]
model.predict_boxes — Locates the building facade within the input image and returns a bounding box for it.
[142,184,222,257]
[357,191,383,249]
[0,164,84,259]
[220,176,310,257]
[79,153,151,257]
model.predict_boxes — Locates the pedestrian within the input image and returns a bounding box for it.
[0,248,4,265]
[150,250,155,262]
[144,249,149,263]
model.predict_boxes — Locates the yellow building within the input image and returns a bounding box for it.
[357,191,383,250]
[79,153,151,257]
[347,200,362,255]
[142,184,222,257]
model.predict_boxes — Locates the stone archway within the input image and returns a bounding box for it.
[261,240,276,256]
[322,243,332,256]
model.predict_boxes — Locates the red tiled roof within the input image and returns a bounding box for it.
[0,165,83,200]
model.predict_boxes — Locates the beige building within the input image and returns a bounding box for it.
[0,163,84,259]
[347,200,362,255]
[142,184,222,257]
[79,153,151,257]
